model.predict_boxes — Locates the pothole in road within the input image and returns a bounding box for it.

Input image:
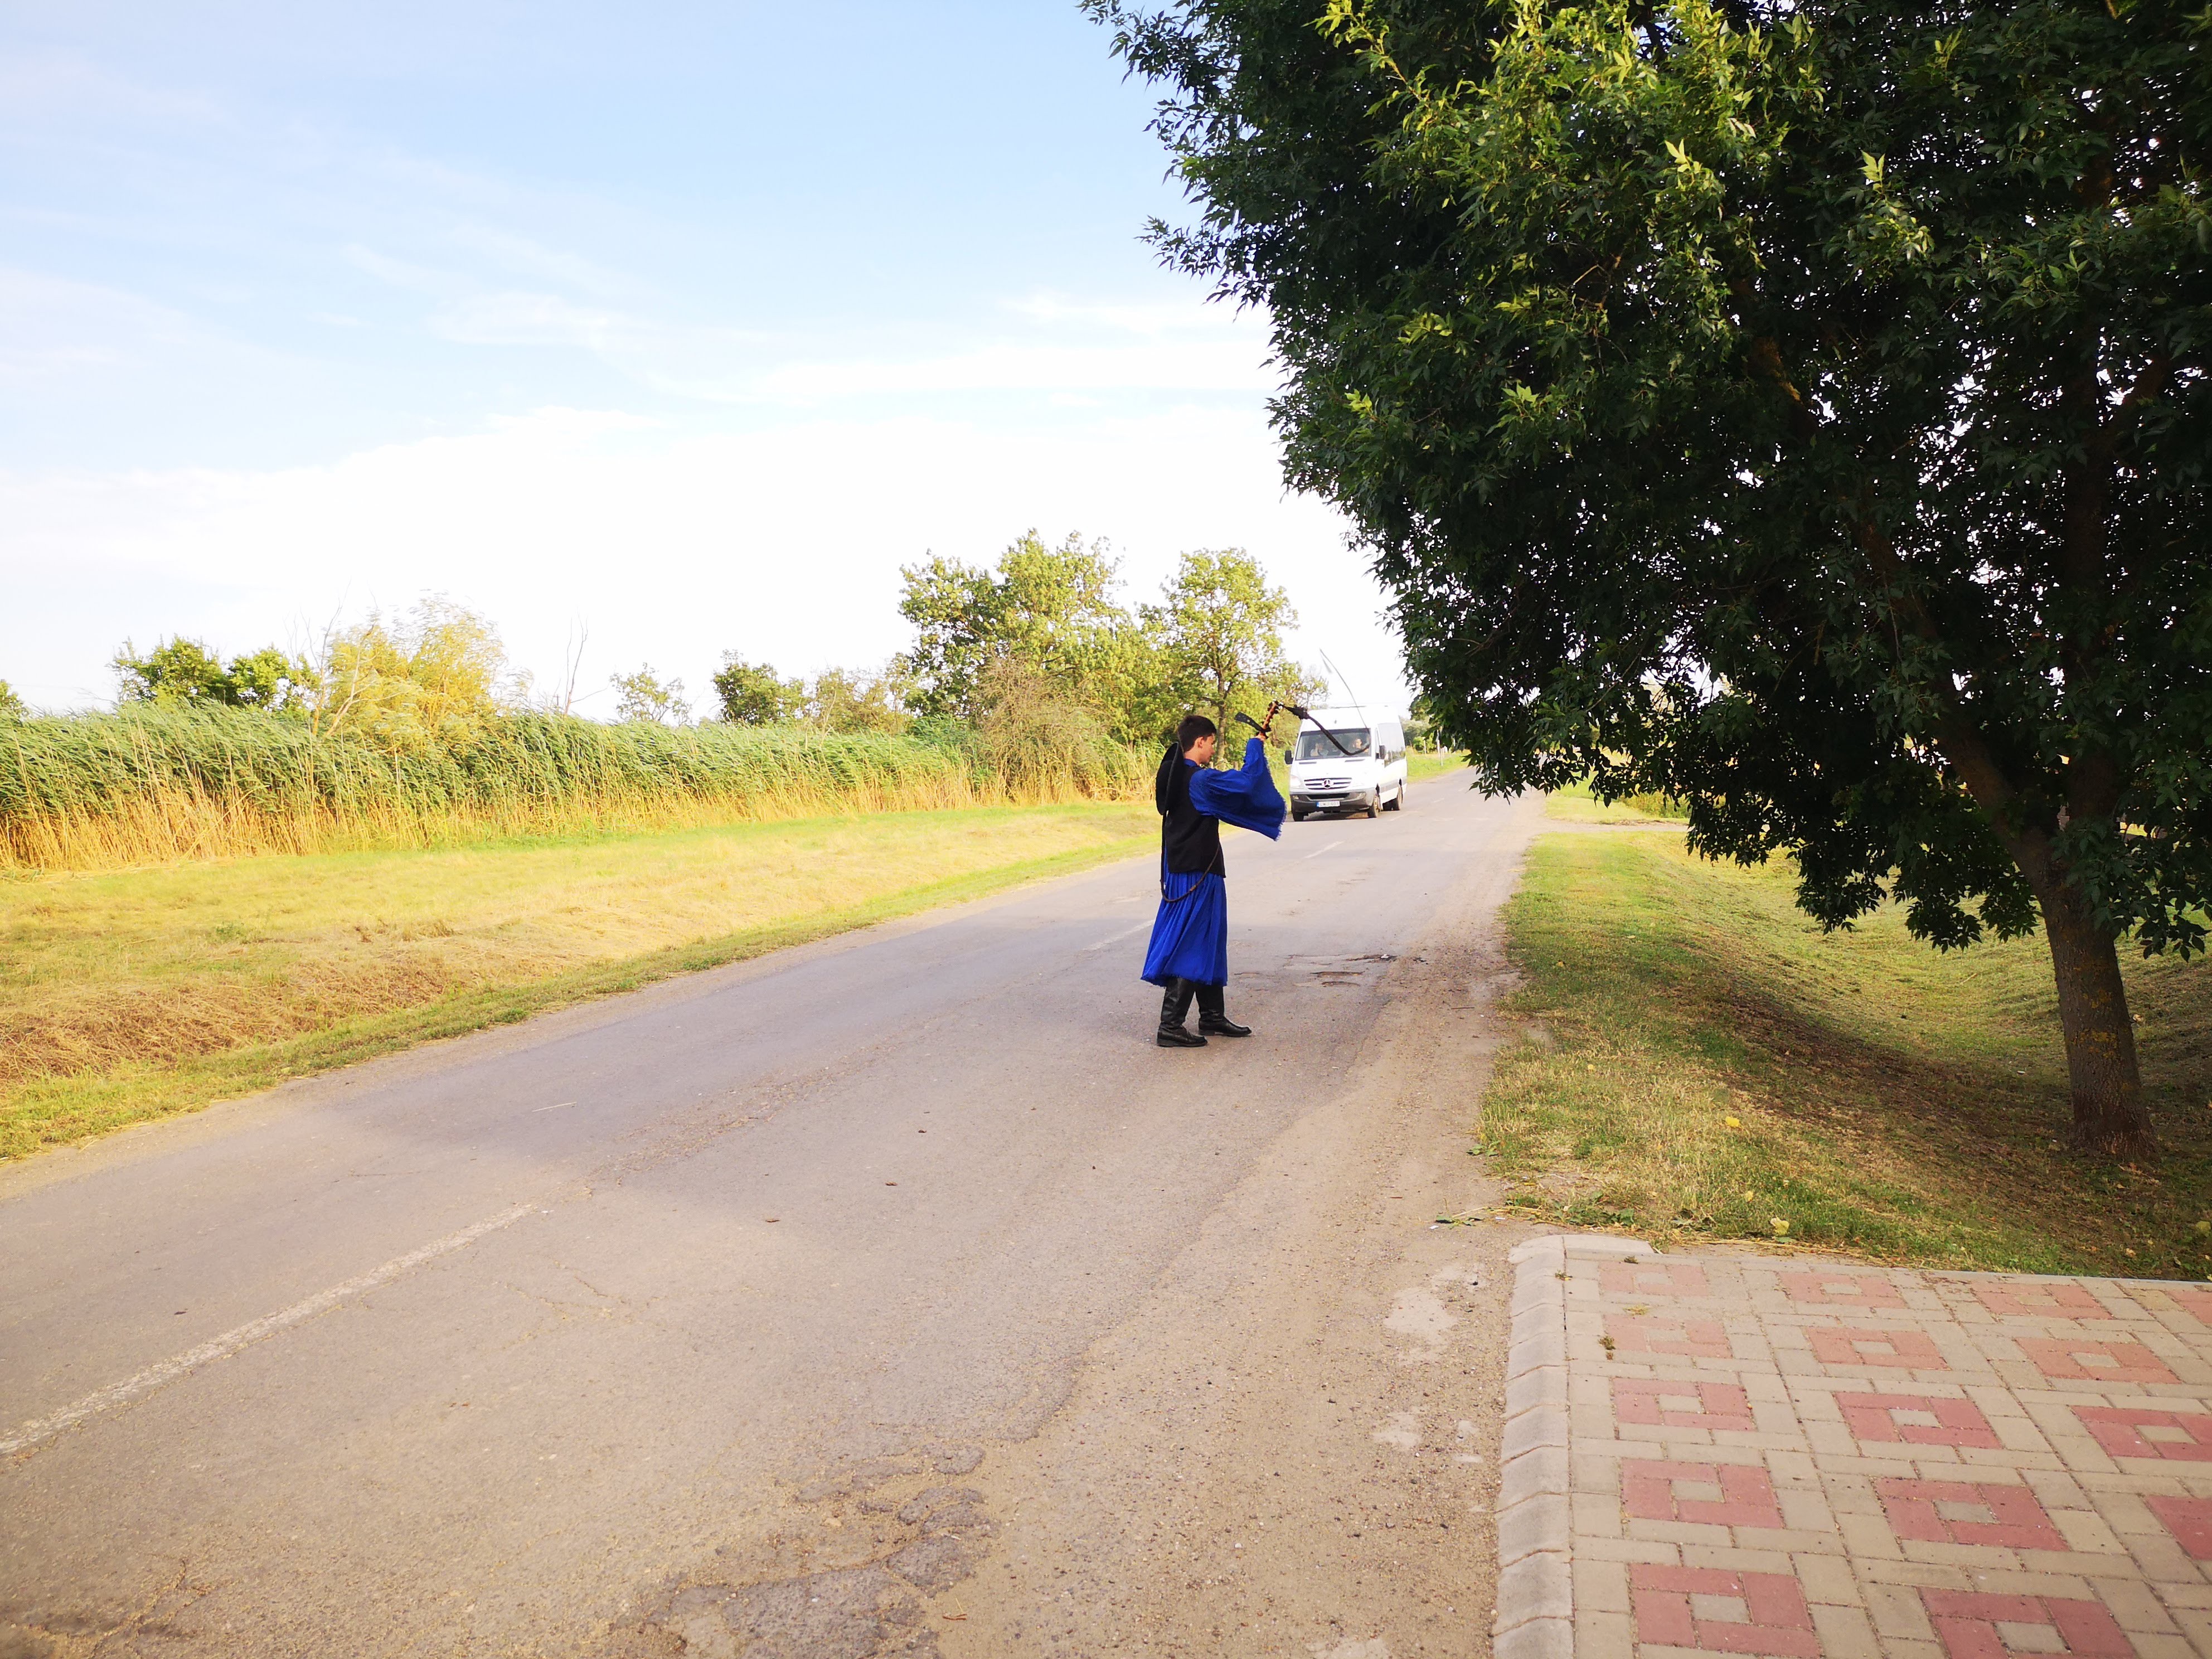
[618,1454,993,1659]
[1287,953,1398,989]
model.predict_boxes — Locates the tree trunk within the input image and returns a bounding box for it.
[1930,720,2152,1160]
[2036,879,2154,1158]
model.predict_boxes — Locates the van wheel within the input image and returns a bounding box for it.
[1291,808,1308,822]
[1386,783,1405,812]
[1365,792,1380,819]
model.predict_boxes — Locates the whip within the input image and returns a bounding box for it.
[1232,701,1359,758]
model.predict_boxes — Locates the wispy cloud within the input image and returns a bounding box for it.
[339,234,1278,405]
[431,290,634,350]
[340,243,457,296]
[0,265,222,381]
[1003,292,1258,336]
[0,48,230,129]
[746,338,1274,401]
[447,224,633,296]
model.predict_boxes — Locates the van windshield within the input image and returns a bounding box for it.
[1296,727,1371,760]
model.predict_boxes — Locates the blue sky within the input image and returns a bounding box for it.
[2,1,1408,716]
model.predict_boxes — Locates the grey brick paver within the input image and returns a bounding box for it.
[1813,1603,1885,1659]
[2099,1579,2185,1633]
[1865,1580,1939,1638]
[2167,1610,2212,1659]
[1794,1556,1865,1605]
[1500,1236,2212,1659]
[1851,1560,1974,1589]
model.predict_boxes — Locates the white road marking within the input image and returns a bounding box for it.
[1303,840,1345,860]
[1084,920,1151,952]
[0,1201,540,1458]
[531,1101,575,1112]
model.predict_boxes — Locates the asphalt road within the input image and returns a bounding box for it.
[0,779,1545,1659]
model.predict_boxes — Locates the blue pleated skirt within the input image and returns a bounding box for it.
[1142,870,1228,987]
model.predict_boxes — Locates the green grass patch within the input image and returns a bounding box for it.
[1479,832,2212,1274]
[1544,778,1686,823]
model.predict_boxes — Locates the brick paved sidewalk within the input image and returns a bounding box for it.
[1497,1235,2212,1659]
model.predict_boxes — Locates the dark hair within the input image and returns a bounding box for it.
[1156,713,1222,813]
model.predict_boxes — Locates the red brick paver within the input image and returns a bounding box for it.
[1975,1283,2114,1321]
[2147,1495,2212,1558]
[1782,1271,1912,1309]
[2075,1406,2212,1462]
[1877,1477,2069,1550]
[1622,1459,1787,1529]
[1632,1565,1822,1657]
[1500,1236,2212,1659]
[1604,1262,1714,1298]
[1921,1592,2133,1659]
[2016,1338,2179,1385]
[1840,1391,2001,1449]
[1614,1379,1757,1433]
[1611,1316,1735,1360]
[1808,1327,1949,1370]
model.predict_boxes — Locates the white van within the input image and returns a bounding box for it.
[1285,706,1409,821]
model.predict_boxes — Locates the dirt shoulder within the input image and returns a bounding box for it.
[920,798,1549,1657]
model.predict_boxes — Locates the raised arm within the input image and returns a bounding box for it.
[1189,738,1287,840]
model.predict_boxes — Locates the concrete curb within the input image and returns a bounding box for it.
[1494,1234,1657,1659]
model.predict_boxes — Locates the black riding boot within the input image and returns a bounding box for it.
[1196,982,1251,1037]
[1156,978,1205,1047]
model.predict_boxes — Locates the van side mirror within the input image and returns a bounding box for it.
[1283,748,1293,765]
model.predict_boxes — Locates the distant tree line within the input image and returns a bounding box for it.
[27,532,1318,767]
[106,598,518,751]
[720,531,1320,753]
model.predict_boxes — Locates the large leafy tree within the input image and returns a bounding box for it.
[1091,0,2211,1154]
[114,637,312,711]
[712,656,808,725]
[898,530,1160,739]
[1144,547,1315,736]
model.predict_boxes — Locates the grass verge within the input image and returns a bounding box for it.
[1543,778,1685,823]
[1408,750,1470,784]
[1475,830,2212,1275]
[3,803,1154,1159]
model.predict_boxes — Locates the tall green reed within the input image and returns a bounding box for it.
[1,706,1147,872]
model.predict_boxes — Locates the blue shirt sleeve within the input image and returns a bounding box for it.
[1189,737,1286,841]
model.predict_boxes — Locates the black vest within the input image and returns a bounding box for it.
[1160,759,1225,877]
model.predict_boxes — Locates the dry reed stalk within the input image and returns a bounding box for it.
[0,772,1140,874]
[1,706,1152,875]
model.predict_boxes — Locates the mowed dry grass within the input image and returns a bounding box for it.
[1478,824,2212,1275]
[1,802,1155,1158]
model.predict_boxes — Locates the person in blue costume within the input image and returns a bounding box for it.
[1142,711,1286,1046]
